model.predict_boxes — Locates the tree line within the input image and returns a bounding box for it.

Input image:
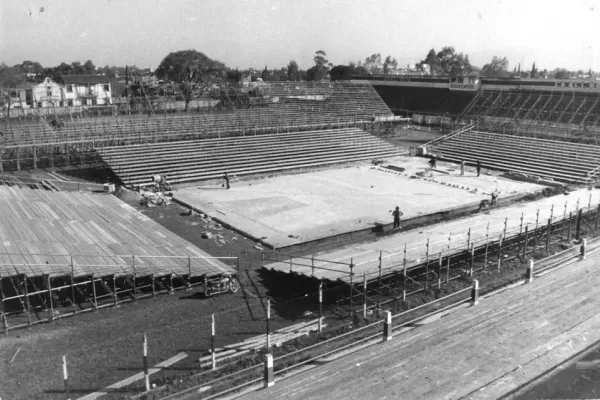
[2,48,596,111]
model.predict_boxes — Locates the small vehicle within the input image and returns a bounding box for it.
[204,274,239,297]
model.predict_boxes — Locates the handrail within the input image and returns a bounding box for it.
[421,123,475,149]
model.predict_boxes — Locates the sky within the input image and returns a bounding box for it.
[1,0,599,72]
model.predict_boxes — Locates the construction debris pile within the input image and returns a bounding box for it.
[139,174,173,207]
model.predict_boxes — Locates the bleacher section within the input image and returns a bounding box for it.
[1,82,393,147]
[427,129,600,184]
[0,184,235,278]
[96,127,402,186]
[461,90,600,128]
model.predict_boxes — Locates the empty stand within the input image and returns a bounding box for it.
[97,127,401,186]
[427,129,600,184]
[0,184,234,279]
[461,89,600,131]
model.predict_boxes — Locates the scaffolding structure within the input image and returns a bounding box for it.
[0,82,393,172]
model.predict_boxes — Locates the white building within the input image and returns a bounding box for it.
[60,75,112,106]
[32,77,64,108]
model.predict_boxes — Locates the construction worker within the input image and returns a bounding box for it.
[223,172,230,189]
[392,206,403,230]
[476,160,482,177]
[460,160,465,176]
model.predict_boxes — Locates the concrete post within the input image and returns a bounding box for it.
[581,239,587,260]
[264,353,274,388]
[383,311,392,342]
[471,279,479,306]
[527,260,534,283]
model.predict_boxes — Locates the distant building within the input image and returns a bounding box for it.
[32,77,64,108]
[60,75,112,106]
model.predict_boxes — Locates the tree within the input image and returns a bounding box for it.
[383,55,398,74]
[418,49,441,75]
[530,62,537,78]
[261,66,268,81]
[155,50,225,111]
[287,60,299,81]
[363,53,382,74]
[83,60,95,75]
[436,46,472,75]
[553,68,570,79]
[481,56,509,77]
[307,50,331,81]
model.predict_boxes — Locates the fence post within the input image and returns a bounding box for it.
[503,217,508,240]
[383,310,392,342]
[266,298,271,350]
[527,260,534,283]
[546,218,551,253]
[469,242,475,277]
[520,213,524,235]
[550,204,554,223]
[497,234,503,271]
[63,355,69,399]
[425,238,430,290]
[47,275,54,321]
[437,252,442,289]
[470,279,479,306]
[522,225,529,261]
[318,283,323,333]
[143,333,150,392]
[581,239,587,260]
[264,353,274,388]
[349,258,354,316]
[576,209,583,241]
[567,212,573,241]
[187,256,192,290]
[311,255,315,277]
[363,271,367,319]
[211,314,216,370]
[377,251,382,309]
[402,243,407,302]
[484,222,489,269]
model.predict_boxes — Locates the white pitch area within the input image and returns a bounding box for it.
[265,187,600,281]
[175,157,545,249]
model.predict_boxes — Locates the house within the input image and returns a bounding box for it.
[60,75,112,106]
[0,83,31,109]
[32,77,64,108]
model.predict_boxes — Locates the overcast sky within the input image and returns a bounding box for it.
[1,0,599,72]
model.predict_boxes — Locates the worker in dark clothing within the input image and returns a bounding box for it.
[476,160,482,177]
[428,156,437,169]
[392,206,403,230]
[491,191,498,206]
[223,172,230,189]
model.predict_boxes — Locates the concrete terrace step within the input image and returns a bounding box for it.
[97,129,372,162]
[100,128,401,185]
[435,139,597,176]
[431,147,589,183]
[105,138,393,175]
[123,148,402,185]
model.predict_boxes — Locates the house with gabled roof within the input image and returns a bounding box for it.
[60,75,112,106]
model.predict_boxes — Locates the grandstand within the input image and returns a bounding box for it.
[96,127,401,187]
[426,128,600,184]
[459,89,600,142]
[0,82,393,172]
[0,182,235,329]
